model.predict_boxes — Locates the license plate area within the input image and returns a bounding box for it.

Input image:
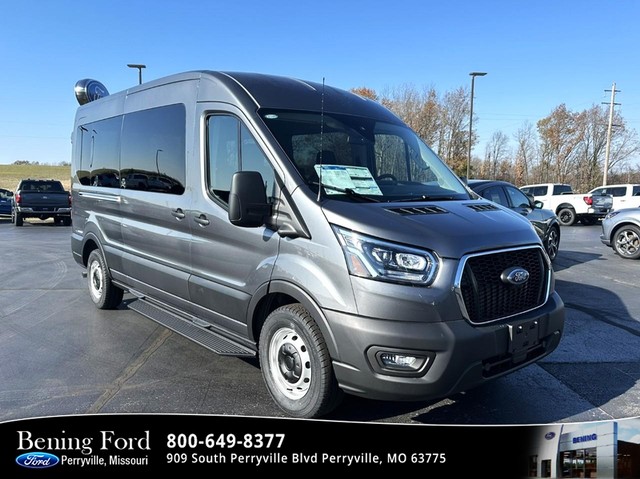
[508,319,540,360]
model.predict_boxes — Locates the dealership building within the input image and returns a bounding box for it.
[528,420,640,478]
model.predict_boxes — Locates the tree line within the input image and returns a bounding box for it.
[351,85,640,192]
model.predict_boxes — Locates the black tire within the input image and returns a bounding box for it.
[259,303,343,418]
[557,207,576,226]
[612,225,640,260]
[87,249,124,309]
[545,226,560,261]
[14,212,23,227]
[580,217,595,226]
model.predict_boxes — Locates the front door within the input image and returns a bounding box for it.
[187,105,281,338]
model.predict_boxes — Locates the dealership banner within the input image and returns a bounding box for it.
[0,414,537,477]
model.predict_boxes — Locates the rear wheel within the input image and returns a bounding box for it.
[14,212,23,226]
[259,304,343,418]
[557,207,576,226]
[87,249,124,309]
[613,225,640,259]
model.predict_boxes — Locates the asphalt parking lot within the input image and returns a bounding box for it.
[1,217,640,425]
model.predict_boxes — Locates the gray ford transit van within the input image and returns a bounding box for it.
[70,71,564,418]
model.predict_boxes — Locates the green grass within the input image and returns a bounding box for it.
[0,164,71,191]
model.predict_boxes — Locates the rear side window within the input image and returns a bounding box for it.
[480,186,508,206]
[523,186,548,196]
[609,187,626,197]
[121,104,186,194]
[553,185,572,195]
[77,116,121,187]
[206,114,276,205]
[633,186,640,196]
[75,104,186,194]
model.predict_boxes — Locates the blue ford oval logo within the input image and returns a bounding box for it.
[545,432,556,440]
[501,266,530,285]
[16,452,60,469]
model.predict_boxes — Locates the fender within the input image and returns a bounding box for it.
[246,279,341,360]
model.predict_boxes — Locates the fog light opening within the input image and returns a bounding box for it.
[377,351,428,371]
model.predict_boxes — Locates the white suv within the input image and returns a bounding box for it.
[588,184,640,212]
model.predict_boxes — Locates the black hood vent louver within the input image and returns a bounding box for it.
[386,205,449,216]
[466,203,500,212]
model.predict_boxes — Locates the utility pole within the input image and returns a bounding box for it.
[602,82,621,186]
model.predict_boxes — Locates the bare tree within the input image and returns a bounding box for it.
[513,121,538,185]
[482,131,510,179]
[438,87,470,175]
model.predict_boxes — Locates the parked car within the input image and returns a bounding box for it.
[520,182,612,226]
[467,179,561,261]
[588,184,640,212]
[0,188,13,216]
[11,179,71,226]
[600,208,640,259]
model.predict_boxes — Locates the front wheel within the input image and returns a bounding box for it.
[14,212,23,226]
[546,226,560,261]
[557,207,576,226]
[259,304,343,418]
[87,249,124,309]
[613,225,640,259]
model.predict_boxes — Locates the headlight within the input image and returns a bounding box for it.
[604,211,620,220]
[332,226,439,285]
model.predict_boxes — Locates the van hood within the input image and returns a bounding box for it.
[321,199,540,259]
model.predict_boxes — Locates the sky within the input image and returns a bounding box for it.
[1,0,639,166]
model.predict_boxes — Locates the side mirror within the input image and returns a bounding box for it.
[228,171,271,227]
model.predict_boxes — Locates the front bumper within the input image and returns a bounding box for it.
[326,291,564,401]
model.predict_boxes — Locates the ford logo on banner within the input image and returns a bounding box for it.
[16,452,60,469]
[545,432,556,440]
[500,266,530,285]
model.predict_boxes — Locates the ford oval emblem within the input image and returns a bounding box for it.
[500,266,530,285]
[545,432,556,440]
[16,452,60,469]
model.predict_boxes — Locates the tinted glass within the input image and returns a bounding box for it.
[120,104,186,194]
[480,185,509,206]
[77,116,121,187]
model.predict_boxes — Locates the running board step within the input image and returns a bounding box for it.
[128,298,255,357]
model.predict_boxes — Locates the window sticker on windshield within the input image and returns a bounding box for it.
[315,165,383,196]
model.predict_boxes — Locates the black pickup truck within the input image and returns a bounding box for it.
[11,179,71,226]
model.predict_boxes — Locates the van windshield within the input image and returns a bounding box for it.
[261,110,470,202]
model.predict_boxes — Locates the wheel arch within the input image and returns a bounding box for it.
[247,280,340,360]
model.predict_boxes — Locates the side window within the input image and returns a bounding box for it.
[120,104,186,194]
[633,186,640,196]
[506,186,531,208]
[481,186,509,207]
[610,187,626,197]
[534,186,548,196]
[591,187,604,196]
[207,115,276,205]
[78,116,121,187]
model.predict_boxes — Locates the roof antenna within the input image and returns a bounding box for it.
[316,77,325,203]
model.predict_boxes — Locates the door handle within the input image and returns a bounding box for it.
[171,208,186,219]
[194,214,210,226]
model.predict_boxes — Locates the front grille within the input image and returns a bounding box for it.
[455,246,549,325]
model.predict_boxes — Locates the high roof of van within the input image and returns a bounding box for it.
[78,70,402,124]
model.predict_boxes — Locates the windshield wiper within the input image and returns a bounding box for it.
[395,195,458,202]
[311,182,380,203]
